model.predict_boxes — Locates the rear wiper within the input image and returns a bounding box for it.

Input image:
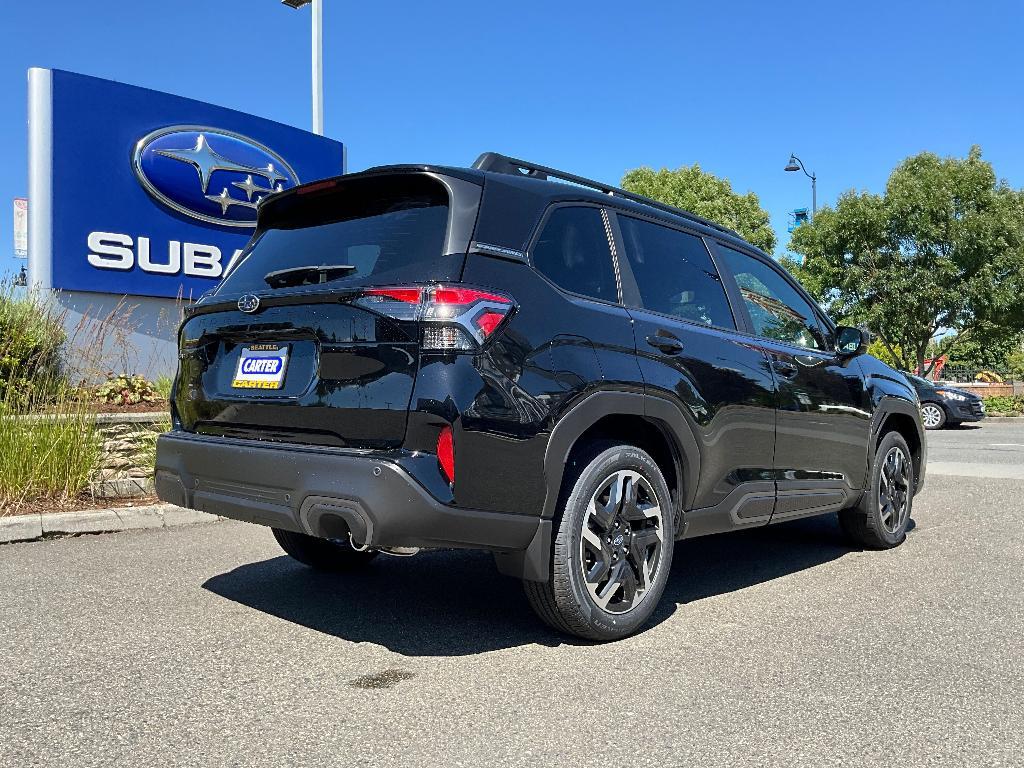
[263,264,357,288]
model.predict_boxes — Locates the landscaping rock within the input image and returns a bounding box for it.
[90,477,154,499]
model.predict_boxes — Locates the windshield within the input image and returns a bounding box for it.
[904,373,934,389]
[216,174,455,296]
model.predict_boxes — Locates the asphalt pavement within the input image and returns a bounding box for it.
[2,422,1022,767]
[926,418,1024,480]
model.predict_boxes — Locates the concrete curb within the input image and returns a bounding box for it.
[0,503,218,545]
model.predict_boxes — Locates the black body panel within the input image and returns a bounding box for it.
[175,303,419,449]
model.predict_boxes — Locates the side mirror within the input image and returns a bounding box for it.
[835,325,868,356]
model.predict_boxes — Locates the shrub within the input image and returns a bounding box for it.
[983,395,1024,415]
[0,288,66,406]
[96,374,161,406]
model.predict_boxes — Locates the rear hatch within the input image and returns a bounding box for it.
[173,170,482,449]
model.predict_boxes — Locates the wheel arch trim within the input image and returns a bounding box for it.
[869,395,927,494]
[541,390,702,521]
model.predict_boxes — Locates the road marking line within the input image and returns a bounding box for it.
[927,461,1024,480]
[990,443,1024,447]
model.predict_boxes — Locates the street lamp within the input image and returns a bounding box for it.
[281,0,324,136]
[784,153,816,218]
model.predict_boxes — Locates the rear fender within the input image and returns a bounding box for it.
[541,390,701,520]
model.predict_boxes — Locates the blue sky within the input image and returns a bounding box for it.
[2,0,1023,279]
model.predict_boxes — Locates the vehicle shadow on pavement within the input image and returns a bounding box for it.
[202,513,876,656]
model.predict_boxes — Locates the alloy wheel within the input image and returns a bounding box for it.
[579,469,665,614]
[878,446,911,534]
[921,404,943,429]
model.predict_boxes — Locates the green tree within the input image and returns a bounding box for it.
[867,339,903,369]
[622,165,776,253]
[785,147,1024,375]
[943,326,1024,370]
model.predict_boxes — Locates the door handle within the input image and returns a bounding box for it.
[646,335,684,355]
[773,360,798,378]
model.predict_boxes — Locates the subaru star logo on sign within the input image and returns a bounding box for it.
[32,69,344,301]
[133,127,300,228]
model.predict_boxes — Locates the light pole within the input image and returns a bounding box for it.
[281,0,324,136]
[784,153,816,218]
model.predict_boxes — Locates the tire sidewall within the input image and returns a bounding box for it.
[866,432,914,546]
[556,445,674,639]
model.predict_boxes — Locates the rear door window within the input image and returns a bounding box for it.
[531,207,618,303]
[217,174,454,295]
[617,215,735,329]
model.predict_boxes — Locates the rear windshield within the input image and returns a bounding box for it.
[216,174,455,295]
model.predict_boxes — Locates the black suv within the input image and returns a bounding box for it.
[156,153,926,641]
[902,372,985,429]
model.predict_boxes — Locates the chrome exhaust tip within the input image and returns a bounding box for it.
[376,546,420,557]
[347,533,419,557]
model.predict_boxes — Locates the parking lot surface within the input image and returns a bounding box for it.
[2,422,1022,767]
[926,418,1024,479]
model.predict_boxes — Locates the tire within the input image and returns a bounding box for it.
[523,444,675,641]
[920,402,946,430]
[272,527,378,571]
[838,431,914,549]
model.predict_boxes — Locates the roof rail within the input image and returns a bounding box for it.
[472,152,741,239]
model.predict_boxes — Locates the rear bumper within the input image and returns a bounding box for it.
[155,430,541,553]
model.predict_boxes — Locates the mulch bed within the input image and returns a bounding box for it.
[36,400,169,415]
[1,495,160,517]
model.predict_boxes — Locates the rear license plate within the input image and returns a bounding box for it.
[232,344,290,390]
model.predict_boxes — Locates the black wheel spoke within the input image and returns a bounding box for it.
[617,561,639,605]
[585,545,612,586]
[628,528,661,579]
[619,476,641,520]
[595,561,626,610]
[590,478,621,531]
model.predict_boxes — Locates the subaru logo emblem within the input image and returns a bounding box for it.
[132,126,300,228]
[237,294,260,314]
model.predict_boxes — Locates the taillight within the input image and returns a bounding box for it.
[353,285,514,351]
[437,425,455,484]
[356,287,422,321]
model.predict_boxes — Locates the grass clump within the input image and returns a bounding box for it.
[0,286,101,513]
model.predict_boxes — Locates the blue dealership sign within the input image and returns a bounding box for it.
[37,69,344,299]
